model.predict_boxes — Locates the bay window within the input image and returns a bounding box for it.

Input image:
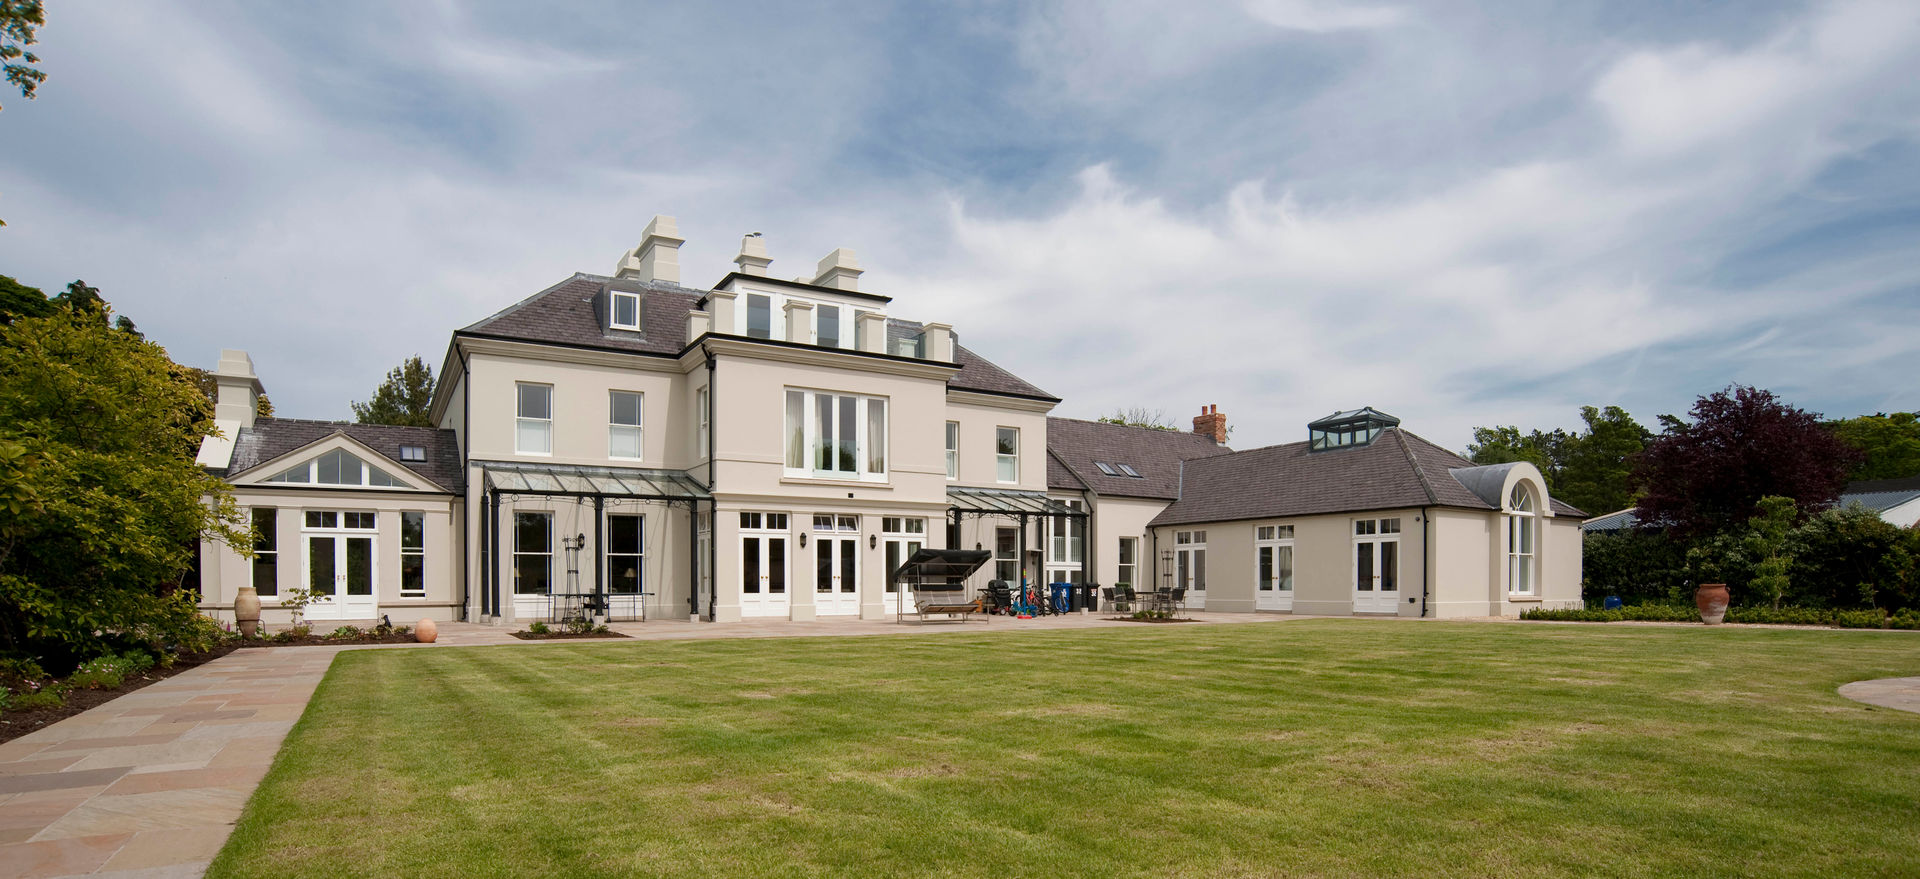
[783,388,888,480]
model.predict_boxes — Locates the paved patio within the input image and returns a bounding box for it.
[1838,676,1920,715]
[0,611,1298,877]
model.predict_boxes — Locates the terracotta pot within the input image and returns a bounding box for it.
[415,618,438,643]
[233,586,261,638]
[1696,583,1730,625]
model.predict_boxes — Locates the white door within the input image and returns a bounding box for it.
[815,535,859,615]
[739,533,789,617]
[1352,518,1401,614]
[1174,530,1207,609]
[305,532,375,620]
[884,536,922,614]
[1256,539,1294,612]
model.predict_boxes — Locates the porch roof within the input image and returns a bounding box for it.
[947,486,1086,517]
[480,460,711,501]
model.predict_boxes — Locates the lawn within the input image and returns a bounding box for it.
[207,621,1920,878]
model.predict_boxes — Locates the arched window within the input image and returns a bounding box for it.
[264,449,405,487]
[1507,483,1536,595]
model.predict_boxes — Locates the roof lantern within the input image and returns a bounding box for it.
[1308,407,1401,452]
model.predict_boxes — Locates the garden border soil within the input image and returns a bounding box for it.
[511,631,631,641]
[0,644,238,745]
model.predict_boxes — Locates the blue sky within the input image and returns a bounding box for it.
[1,0,1916,451]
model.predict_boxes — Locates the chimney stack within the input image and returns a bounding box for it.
[614,215,684,284]
[1193,404,1228,445]
[734,233,772,277]
[811,248,864,291]
[214,349,264,430]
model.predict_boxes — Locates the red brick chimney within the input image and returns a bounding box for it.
[1193,404,1228,444]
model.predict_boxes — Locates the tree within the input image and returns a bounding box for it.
[1555,406,1652,515]
[1467,405,1650,515]
[351,355,435,427]
[1828,412,1920,482]
[0,297,248,660]
[1097,406,1178,432]
[1630,386,1859,537]
[0,273,54,323]
[1744,496,1796,610]
[1,0,44,112]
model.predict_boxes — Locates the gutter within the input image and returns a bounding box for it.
[703,343,718,622]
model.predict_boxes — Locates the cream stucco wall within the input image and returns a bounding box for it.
[465,348,692,470]
[201,487,462,624]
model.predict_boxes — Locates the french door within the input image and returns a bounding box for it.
[815,535,859,615]
[1352,518,1402,614]
[1256,525,1294,611]
[884,536,923,613]
[304,512,376,620]
[1174,530,1207,609]
[739,513,789,618]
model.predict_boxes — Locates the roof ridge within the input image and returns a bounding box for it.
[1394,428,1440,506]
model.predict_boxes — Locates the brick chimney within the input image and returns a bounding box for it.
[1193,404,1227,444]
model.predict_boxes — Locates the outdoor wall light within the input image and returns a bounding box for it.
[870,534,878,549]
[798,532,807,548]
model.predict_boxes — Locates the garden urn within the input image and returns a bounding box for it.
[1695,583,1730,625]
[233,586,261,637]
[415,618,438,643]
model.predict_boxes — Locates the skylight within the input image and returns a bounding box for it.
[1094,462,1118,476]
[399,445,427,462]
[1118,464,1141,478]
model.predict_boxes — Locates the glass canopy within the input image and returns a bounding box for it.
[947,486,1087,517]
[481,461,711,500]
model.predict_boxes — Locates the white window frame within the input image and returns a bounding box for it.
[1116,536,1137,589]
[606,513,644,595]
[815,303,843,348]
[1256,525,1295,593]
[996,426,1019,484]
[1507,485,1536,596]
[512,511,553,595]
[1047,499,1084,566]
[609,289,641,331]
[251,507,278,598]
[782,387,888,482]
[399,511,426,598]
[264,449,406,487]
[608,390,643,461]
[945,421,960,481]
[515,382,553,456]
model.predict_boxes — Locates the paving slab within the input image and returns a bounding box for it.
[1839,676,1920,714]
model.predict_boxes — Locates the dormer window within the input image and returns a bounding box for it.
[816,304,841,348]
[610,289,641,331]
[398,445,427,463]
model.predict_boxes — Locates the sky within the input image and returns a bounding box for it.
[1,0,1917,452]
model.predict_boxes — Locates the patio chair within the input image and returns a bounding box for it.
[1168,587,1187,617]
[1116,585,1136,613]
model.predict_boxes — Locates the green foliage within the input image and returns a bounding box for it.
[0,0,45,113]
[1522,604,1920,629]
[351,355,436,427]
[1096,407,1180,432]
[0,273,53,323]
[0,300,249,659]
[1581,531,1691,605]
[1787,506,1918,611]
[526,621,551,635]
[1828,412,1920,482]
[327,626,363,640]
[1468,405,1651,515]
[271,624,313,642]
[66,654,134,690]
[1744,496,1797,610]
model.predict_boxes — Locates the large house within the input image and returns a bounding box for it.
[195,217,1584,625]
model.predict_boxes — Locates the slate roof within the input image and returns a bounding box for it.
[222,418,465,493]
[458,273,1053,401]
[1149,428,1583,527]
[1045,417,1234,500]
[1841,489,1920,515]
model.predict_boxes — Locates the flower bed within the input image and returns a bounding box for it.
[511,621,627,640]
[0,646,237,744]
[233,623,423,648]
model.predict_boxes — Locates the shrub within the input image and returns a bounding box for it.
[119,650,155,674]
[526,621,550,635]
[563,615,598,635]
[326,626,362,640]
[11,682,65,710]
[0,686,10,712]
[1582,530,1691,605]
[66,654,134,690]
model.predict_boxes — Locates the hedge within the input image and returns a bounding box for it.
[1521,605,1920,629]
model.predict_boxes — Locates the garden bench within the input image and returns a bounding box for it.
[913,588,985,622]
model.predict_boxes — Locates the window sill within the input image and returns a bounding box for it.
[1506,594,1543,602]
[780,475,891,490]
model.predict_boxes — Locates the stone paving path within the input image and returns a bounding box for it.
[0,612,1296,877]
[1838,676,1920,715]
